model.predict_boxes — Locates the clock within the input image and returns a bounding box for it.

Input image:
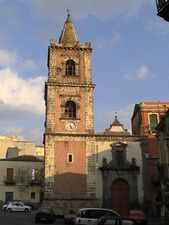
[65,121,77,131]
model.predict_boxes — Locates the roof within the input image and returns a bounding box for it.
[104,116,130,135]
[0,155,43,162]
[131,102,169,120]
[59,13,79,46]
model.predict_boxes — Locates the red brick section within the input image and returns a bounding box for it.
[54,140,86,196]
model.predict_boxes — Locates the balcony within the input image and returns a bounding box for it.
[30,179,42,186]
[156,0,169,21]
[3,176,15,185]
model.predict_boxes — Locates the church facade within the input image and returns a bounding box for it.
[44,14,148,215]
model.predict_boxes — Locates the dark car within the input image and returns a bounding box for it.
[64,209,76,224]
[35,207,57,223]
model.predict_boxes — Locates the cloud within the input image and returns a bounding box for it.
[124,65,154,81]
[0,49,17,66]
[0,67,46,114]
[94,32,121,49]
[0,47,45,144]
[3,126,43,144]
[0,100,40,121]
[0,48,37,73]
[26,127,44,144]
[2,124,43,144]
[4,126,24,140]
[0,100,45,144]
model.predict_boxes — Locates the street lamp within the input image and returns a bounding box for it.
[156,0,169,21]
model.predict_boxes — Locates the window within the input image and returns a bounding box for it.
[5,192,13,202]
[31,169,39,180]
[6,168,14,183]
[149,113,158,132]
[31,192,35,199]
[67,154,73,163]
[65,100,76,118]
[65,60,75,76]
[115,150,124,167]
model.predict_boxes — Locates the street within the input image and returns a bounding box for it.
[0,210,64,225]
[0,209,168,225]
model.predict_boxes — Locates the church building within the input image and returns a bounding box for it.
[44,13,148,216]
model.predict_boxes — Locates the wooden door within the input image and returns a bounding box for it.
[112,180,130,216]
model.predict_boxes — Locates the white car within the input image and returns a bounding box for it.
[74,208,120,225]
[2,200,24,211]
[97,216,134,225]
[6,202,31,212]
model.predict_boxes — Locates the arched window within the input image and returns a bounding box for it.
[65,100,76,118]
[65,60,75,76]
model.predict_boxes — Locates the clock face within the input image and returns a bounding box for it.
[65,121,77,131]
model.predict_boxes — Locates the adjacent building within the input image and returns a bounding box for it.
[0,135,44,160]
[156,108,169,215]
[131,102,169,215]
[0,136,44,206]
[0,155,43,205]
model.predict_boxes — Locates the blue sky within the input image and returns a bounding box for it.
[0,0,168,144]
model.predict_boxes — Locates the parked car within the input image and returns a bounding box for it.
[129,210,147,225]
[6,201,31,212]
[2,201,11,211]
[2,200,24,211]
[34,207,57,223]
[97,216,134,225]
[64,209,76,224]
[74,208,120,225]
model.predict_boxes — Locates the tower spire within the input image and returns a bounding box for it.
[59,12,79,46]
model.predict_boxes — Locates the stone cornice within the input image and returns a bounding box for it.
[44,132,95,138]
[46,82,95,88]
[44,196,97,200]
[49,43,92,52]
[44,131,146,142]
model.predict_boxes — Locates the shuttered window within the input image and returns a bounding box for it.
[149,114,158,132]
[6,168,14,183]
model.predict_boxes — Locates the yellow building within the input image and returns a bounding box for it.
[0,155,43,206]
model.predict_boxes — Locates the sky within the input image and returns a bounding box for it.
[0,0,169,145]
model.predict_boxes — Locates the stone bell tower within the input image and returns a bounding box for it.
[43,13,96,213]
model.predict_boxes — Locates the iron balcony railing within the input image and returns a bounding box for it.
[156,0,169,11]
[156,0,169,21]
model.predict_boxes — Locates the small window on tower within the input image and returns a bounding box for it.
[65,100,76,118]
[65,60,75,76]
[67,154,73,163]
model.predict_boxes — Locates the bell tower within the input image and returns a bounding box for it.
[44,13,96,212]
